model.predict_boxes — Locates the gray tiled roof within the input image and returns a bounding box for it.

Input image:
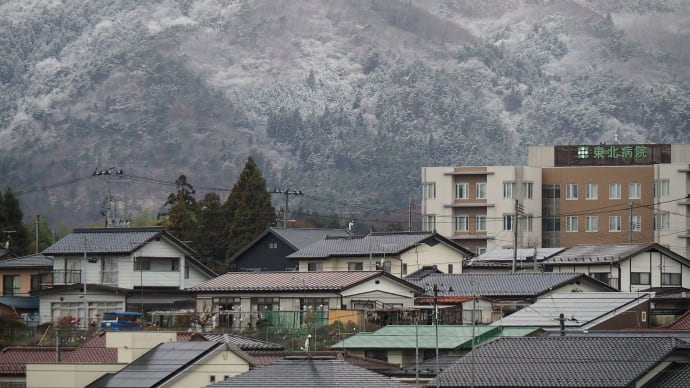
[407,272,610,297]
[0,253,52,268]
[203,333,284,350]
[271,227,350,249]
[543,243,689,265]
[468,248,565,263]
[43,227,165,255]
[187,271,420,293]
[208,356,409,387]
[491,292,653,329]
[434,336,686,387]
[288,231,469,259]
[645,363,690,387]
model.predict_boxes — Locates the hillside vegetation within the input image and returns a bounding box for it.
[1,0,689,226]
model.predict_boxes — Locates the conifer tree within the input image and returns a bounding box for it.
[223,157,276,259]
[0,187,31,254]
[160,175,199,245]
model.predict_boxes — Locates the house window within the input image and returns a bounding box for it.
[631,272,650,285]
[184,265,190,279]
[632,215,642,232]
[134,258,151,271]
[523,182,534,199]
[402,263,407,276]
[31,274,48,291]
[307,262,323,272]
[424,183,436,199]
[585,183,598,200]
[101,257,118,284]
[454,216,469,232]
[609,183,622,200]
[591,272,609,284]
[3,275,20,296]
[662,273,681,286]
[448,264,453,274]
[654,179,669,197]
[348,262,364,271]
[268,241,278,249]
[476,247,487,255]
[376,261,392,273]
[566,216,578,232]
[423,215,436,232]
[585,216,598,232]
[476,216,487,231]
[609,216,622,232]
[629,183,641,199]
[476,182,487,199]
[565,184,578,200]
[503,215,514,231]
[210,376,216,383]
[654,212,670,230]
[455,182,469,199]
[503,182,514,199]
[251,297,279,316]
[171,259,179,271]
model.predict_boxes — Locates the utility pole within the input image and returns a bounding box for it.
[270,189,304,228]
[512,199,520,273]
[93,167,125,227]
[34,215,40,254]
[628,201,634,243]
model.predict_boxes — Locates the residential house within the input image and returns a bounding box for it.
[227,227,350,272]
[287,231,474,278]
[433,336,690,387]
[186,271,423,330]
[0,248,17,261]
[330,325,540,368]
[406,272,617,323]
[543,243,690,291]
[38,227,216,326]
[491,292,654,331]
[207,355,409,387]
[0,254,52,297]
[463,248,565,272]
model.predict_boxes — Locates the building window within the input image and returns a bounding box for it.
[455,182,469,199]
[476,247,487,255]
[662,273,681,286]
[447,264,453,274]
[609,183,622,199]
[402,263,407,276]
[269,241,278,249]
[171,259,179,271]
[307,262,323,272]
[566,184,578,200]
[654,212,670,230]
[632,215,642,232]
[654,179,669,197]
[629,183,641,199]
[423,215,436,232]
[184,265,190,279]
[585,183,598,200]
[476,182,487,199]
[503,215,514,231]
[503,182,514,199]
[476,216,487,231]
[424,183,436,199]
[585,216,598,232]
[523,182,534,199]
[566,216,578,232]
[348,262,363,271]
[631,272,650,285]
[525,215,534,232]
[3,275,20,296]
[609,216,622,232]
[591,272,609,284]
[134,258,151,271]
[209,376,216,383]
[454,216,469,232]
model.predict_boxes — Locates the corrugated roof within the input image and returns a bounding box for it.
[434,336,685,387]
[0,254,52,268]
[468,248,564,263]
[287,232,466,259]
[491,292,654,329]
[208,356,409,387]
[43,228,164,255]
[203,333,284,350]
[407,272,609,297]
[543,243,685,265]
[331,325,499,350]
[186,271,420,293]
[0,296,39,310]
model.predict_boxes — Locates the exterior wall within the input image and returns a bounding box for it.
[0,268,42,296]
[26,363,124,388]
[38,289,126,324]
[107,331,178,363]
[549,263,620,289]
[590,300,651,330]
[161,349,251,388]
[655,163,690,260]
[229,233,297,272]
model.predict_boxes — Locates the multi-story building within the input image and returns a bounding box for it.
[422,144,690,258]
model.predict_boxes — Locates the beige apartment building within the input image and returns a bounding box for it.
[422,144,690,259]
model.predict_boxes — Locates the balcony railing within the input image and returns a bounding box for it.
[42,270,81,287]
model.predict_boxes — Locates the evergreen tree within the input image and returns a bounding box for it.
[160,175,199,245]
[0,187,31,254]
[223,157,276,259]
[197,192,227,262]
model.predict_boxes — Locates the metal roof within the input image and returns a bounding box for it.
[208,356,409,387]
[468,248,565,263]
[407,272,613,297]
[434,336,686,387]
[186,270,422,293]
[43,228,165,255]
[202,333,284,350]
[491,292,654,329]
[0,254,52,268]
[0,296,39,310]
[271,227,350,249]
[543,243,690,265]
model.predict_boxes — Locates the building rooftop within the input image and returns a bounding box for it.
[543,243,690,265]
[0,253,52,268]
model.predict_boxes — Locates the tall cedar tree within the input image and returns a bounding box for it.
[223,157,276,258]
[161,175,199,245]
[0,187,31,254]
[197,192,227,261]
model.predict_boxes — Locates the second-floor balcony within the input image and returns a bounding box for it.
[40,270,119,287]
